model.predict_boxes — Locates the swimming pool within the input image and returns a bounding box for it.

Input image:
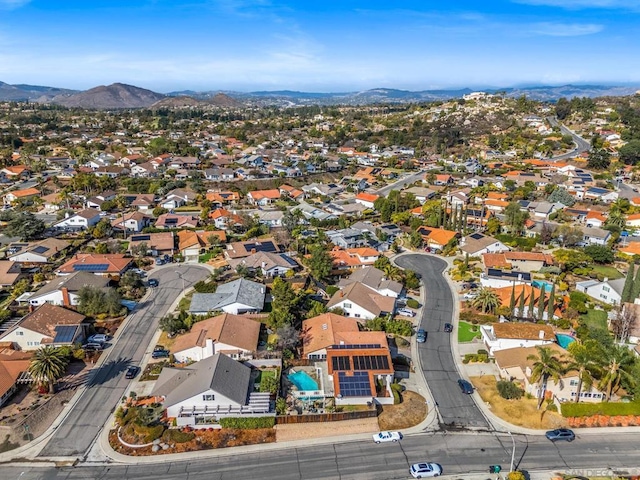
[556,333,576,349]
[288,371,319,391]
[532,280,553,291]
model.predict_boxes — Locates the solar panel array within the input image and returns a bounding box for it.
[73,263,109,271]
[469,233,484,240]
[32,245,49,254]
[131,234,151,242]
[331,356,351,371]
[330,344,382,350]
[53,325,77,344]
[338,371,371,397]
[244,241,277,253]
[352,355,389,371]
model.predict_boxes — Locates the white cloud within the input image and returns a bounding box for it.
[530,22,603,36]
[514,0,640,9]
[0,0,31,9]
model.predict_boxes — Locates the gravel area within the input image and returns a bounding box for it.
[275,418,380,442]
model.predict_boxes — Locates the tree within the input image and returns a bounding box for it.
[528,286,537,318]
[555,97,572,120]
[92,219,112,239]
[268,277,300,328]
[77,286,124,317]
[517,291,526,317]
[539,222,556,245]
[408,231,423,249]
[307,244,333,281]
[553,249,590,271]
[504,202,529,235]
[305,300,327,318]
[404,270,420,290]
[554,225,584,247]
[583,244,614,264]
[28,346,68,394]
[548,188,575,207]
[610,305,636,343]
[5,212,46,241]
[159,314,184,335]
[619,139,640,165]
[471,288,500,314]
[598,345,636,401]
[622,263,635,303]
[566,340,601,403]
[547,283,556,321]
[632,265,640,302]
[528,346,565,409]
[606,208,627,230]
[508,284,516,317]
[131,242,149,257]
[485,217,502,236]
[276,324,300,351]
[587,149,611,170]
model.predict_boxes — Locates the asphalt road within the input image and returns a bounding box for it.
[395,254,489,429]
[376,170,425,196]
[547,117,591,161]
[9,431,640,479]
[37,265,211,458]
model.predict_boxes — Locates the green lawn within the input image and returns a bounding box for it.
[590,265,623,280]
[458,321,481,343]
[198,251,215,263]
[580,309,608,330]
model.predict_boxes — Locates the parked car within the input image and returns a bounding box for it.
[372,431,403,443]
[84,343,103,351]
[131,268,147,277]
[148,278,159,287]
[545,428,575,442]
[457,379,474,394]
[416,329,427,343]
[462,292,478,300]
[125,366,140,379]
[410,462,443,478]
[151,349,170,359]
[443,323,453,333]
[87,334,108,344]
[397,308,416,318]
[155,257,165,266]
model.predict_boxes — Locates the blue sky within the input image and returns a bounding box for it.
[1,0,639,92]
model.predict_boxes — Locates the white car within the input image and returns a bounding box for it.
[88,334,108,344]
[462,292,477,300]
[410,462,443,478]
[397,308,416,318]
[372,431,403,443]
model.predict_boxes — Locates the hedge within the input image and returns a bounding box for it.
[561,401,640,418]
[406,298,419,309]
[219,417,276,429]
[162,428,195,443]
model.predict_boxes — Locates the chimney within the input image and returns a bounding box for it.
[538,330,545,340]
[340,291,344,297]
[251,248,256,254]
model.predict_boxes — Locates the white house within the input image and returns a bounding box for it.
[170,313,261,363]
[54,208,102,231]
[188,279,265,315]
[8,238,70,264]
[111,211,152,234]
[326,281,396,320]
[480,322,556,355]
[575,278,625,306]
[459,233,510,257]
[582,227,611,246]
[27,271,110,307]
[336,266,403,298]
[227,251,298,278]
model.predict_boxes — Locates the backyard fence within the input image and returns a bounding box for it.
[275,409,377,424]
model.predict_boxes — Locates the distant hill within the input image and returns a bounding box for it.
[206,93,244,108]
[0,81,77,101]
[151,95,203,108]
[53,83,166,109]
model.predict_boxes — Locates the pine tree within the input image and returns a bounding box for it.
[464,253,469,269]
[537,286,546,321]
[632,265,640,302]
[528,287,537,318]
[509,283,517,317]
[518,290,526,318]
[547,283,556,321]
[622,263,635,303]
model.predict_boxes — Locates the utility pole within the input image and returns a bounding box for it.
[508,431,516,472]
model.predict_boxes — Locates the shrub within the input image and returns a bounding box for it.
[561,401,640,418]
[390,383,403,405]
[326,285,340,296]
[496,381,524,400]
[546,402,558,412]
[476,349,488,356]
[507,472,526,480]
[162,428,195,443]
[406,298,419,309]
[385,319,413,336]
[133,424,165,443]
[219,417,276,429]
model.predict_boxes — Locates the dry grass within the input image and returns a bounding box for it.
[470,376,567,430]
[275,418,379,442]
[156,331,176,351]
[377,391,428,430]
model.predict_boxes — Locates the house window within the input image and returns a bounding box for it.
[354,314,361,318]
[16,331,23,336]
[343,303,352,309]
[600,294,607,300]
[569,380,578,386]
[202,394,215,401]
[602,286,610,293]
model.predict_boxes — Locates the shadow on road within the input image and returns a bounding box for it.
[86,357,132,387]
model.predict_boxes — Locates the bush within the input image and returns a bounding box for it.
[219,417,276,429]
[406,298,419,309]
[385,319,413,336]
[496,381,524,400]
[162,428,195,443]
[390,383,403,405]
[546,402,558,412]
[561,401,640,418]
[133,424,165,443]
[326,285,340,296]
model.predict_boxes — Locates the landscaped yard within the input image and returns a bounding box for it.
[458,321,481,343]
[377,391,427,430]
[590,265,623,280]
[581,309,608,330]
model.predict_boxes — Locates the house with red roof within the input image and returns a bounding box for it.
[247,189,281,206]
[354,192,380,209]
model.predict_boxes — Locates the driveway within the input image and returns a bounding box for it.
[394,254,489,429]
[37,265,211,458]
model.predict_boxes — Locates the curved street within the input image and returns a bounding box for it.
[547,117,591,161]
[37,265,211,458]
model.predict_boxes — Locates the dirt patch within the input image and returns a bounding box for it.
[470,376,567,430]
[109,427,275,455]
[275,417,379,442]
[377,391,428,430]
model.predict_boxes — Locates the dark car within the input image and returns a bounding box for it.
[458,379,474,394]
[151,349,170,359]
[125,366,139,379]
[416,329,427,343]
[443,323,453,333]
[545,428,575,442]
[148,278,159,287]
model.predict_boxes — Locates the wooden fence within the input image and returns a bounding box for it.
[275,409,377,424]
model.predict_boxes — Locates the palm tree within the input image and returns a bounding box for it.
[606,208,626,229]
[28,346,68,394]
[566,340,601,403]
[528,346,565,409]
[598,345,635,401]
[382,263,402,282]
[471,288,500,314]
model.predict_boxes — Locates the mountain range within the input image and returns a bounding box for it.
[0,81,638,109]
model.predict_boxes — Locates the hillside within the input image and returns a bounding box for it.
[53,83,165,109]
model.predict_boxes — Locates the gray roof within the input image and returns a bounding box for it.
[583,227,610,239]
[337,266,403,295]
[189,278,265,313]
[30,271,110,300]
[151,354,251,407]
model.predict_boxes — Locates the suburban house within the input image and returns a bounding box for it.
[160,188,198,209]
[480,269,532,288]
[209,208,244,230]
[57,253,133,277]
[225,238,280,260]
[111,212,153,234]
[354,192,380,209]
[491,284,559,320]
[330,247,380,271]
[326,229,368,249]
[0,261,23,288]
[0,304,88,351]
[171,313,261,363]
[582,227,611,246]
[7,238,70,264]
[404,186,436,204]
[247,189,281,206]
[54,208,102,231]
[204,168,235,182]
[129,194,156,212]
[459,233,509,257]
[85,190,116,209]
[188,279,266,315]
[227,251,298,278]
[279,184,305,201]
[205,191,241,206]
[128,232,176,257]
[416,227,458,252]
[3,187,40,205]
[575,278,625,306]
[482,251,555,274]
[0,348,32,407]
[301,313,388,360]
[26,271,111,307]
[494,344,606,404]
[480,322,556,355]
[150,354,273,426]
[337,266,403,298]
[326,281,396,320]
[155,213,199,229]
[177,230,226,262]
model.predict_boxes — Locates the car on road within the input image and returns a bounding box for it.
[416,329,427,343]
[125,366,139,379]
[410,462,443,478]
[545,428,575,442]
[443,323,453,333]
[151,348,170,359]
[397,308,416,317]
[457,379,474,394]
[148,278,159,287]
[87,334,108,344]
[372,431,403,443]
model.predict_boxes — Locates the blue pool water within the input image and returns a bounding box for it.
[288,371,319,391]
[532,280,553,291]
[556,333,576,349]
